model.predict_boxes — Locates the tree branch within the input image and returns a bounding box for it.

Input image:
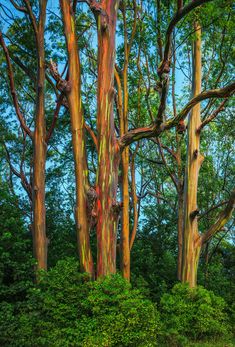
[84,123,98,151]
[22,0,38,39]
[201,189,235,245]
[9,0,27,13]
[3,141,32,200]
[162,0,213,71]
[198,200,229,221]
[0,32,33,138]
[119,82,235,148]
[156,138,179,192]
[197,99,227,132]
[165,82,235,129]
[46,93,64,143]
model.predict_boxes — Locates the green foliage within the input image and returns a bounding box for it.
[0,258,160,347]
[0,184,34,302]
[160,283,231,346]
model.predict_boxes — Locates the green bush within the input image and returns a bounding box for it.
[160,283,231,346]
[0,185,34,302]
[0,258,160,347]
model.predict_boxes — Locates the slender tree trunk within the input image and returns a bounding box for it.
[32,2,48,271]
[96,0,120,277]
[181,22,203,287]
[177,188,184,280]
[129,143,139,251]
[119,1,137,281]
[115,63,131,281]
[176,143,184,282]
[120,67,130,280]
[60,0,94,276]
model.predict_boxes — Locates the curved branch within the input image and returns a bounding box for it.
[9,0,27,13]
[165,82,235,129]
[198,200,229,221]
[163,0,213,65]
[119,82,235,148]
[201,189,235,245]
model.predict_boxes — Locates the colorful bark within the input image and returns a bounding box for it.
[120,63,130,280]
[60,0,94,276]
[129,143,139,251]
[121,144,130,280]
[119,1,137,280]
[32,1,47,271]
[96,0,120,277]
[181,22,202,287]
[114,66,129,278]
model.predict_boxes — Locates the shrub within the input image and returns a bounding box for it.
[0,185,34,302]
[160,283,231,346]
[0,258,160,346]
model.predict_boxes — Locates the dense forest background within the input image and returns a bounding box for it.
[0,0,234,346]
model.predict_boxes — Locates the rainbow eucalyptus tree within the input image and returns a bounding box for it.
[57,0,234,280]
[181,21,235,287]
[0,1,49,271]
[59,0,121,277]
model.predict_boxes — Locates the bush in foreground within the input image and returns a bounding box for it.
[0,258,160,347]
[160,283,231,346]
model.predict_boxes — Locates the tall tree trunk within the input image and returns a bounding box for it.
[120,66,130,281]
[176,139,184,281]
[60,0,94,276]
[120,0,137,281]
[177,187,184,280]
[96,0,120,277]
[181,21,202,287]
[32,1,48,271]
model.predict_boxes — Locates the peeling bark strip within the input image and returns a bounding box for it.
[60,0,94,276]
[96,0,120,277]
